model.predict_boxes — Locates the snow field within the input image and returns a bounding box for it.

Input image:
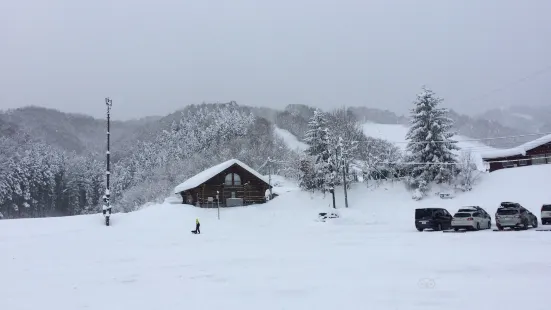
[2,166,551,309]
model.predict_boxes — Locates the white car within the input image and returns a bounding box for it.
[451,210,491,231]
[541,204,551,225]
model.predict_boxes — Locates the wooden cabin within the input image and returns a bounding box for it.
[481,134,551,172]
[173,159,271,208]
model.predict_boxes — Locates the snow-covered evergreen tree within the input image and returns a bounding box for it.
[303,110,332,192]
[405,86,459,195]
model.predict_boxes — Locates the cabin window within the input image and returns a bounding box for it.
[502,161,515,168]
[224,173,242,186]
[532,155,547,165]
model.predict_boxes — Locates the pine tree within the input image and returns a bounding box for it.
[303,110,331,192]
[304,110,329,158]
[405,86,459,195]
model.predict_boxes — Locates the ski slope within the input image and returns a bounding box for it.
[273,126,308,152]
[2,165,551,310]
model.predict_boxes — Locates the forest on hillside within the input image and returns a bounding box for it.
[0,94,519,219]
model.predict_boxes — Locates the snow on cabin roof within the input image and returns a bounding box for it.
[481,133,551,159]
[174,159,268,193]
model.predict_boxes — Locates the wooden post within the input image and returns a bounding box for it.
[216,190,220,220]
[202,184,205,208]
[221,183,225,208]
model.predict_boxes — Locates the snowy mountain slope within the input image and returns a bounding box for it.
[478,105,551,135]
[2,166,551,310]
[362,122,500,170]
[362,122,496,152]
[273,126,308,152]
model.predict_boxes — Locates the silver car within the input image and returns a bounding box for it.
[495,202,538,230]
[452,210,491,231]
[541,204,551,225]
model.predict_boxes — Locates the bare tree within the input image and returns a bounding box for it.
[456,150,481,191]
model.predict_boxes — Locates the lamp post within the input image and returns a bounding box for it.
[105,97,112,214]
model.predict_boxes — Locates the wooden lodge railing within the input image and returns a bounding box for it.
[195,184,267,208]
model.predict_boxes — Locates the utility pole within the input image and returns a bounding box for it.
[342,158,348,208]
[268,157,273,199]
[340,137,349,208]
[105,97,112,215]
[330,186,336,209]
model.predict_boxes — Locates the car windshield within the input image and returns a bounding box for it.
[454,213,471,218]
[497,208,518,215]
[415,209,435,219]
[542,205,551,211]
[458,209,475,212]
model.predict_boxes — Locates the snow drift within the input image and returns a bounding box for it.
[1,165,551,310]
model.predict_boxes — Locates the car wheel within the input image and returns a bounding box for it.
[454,228,459,232]
[435,223,442,231]
[417,228,423,232]
[523,221,529,230]
[476,222,480,230]
[497,225,503,231]
[533,219,538,228]
[487,221,491,229]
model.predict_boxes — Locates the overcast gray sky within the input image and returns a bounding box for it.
[2,0,551,120]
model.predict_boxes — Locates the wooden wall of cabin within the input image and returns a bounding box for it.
[485,142,551,172]
[526,142,551,156]
[190,164,269,207]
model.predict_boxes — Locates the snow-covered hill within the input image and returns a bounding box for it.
[362,122,497,153]
[362,122,501,171]
[2,165,551,310]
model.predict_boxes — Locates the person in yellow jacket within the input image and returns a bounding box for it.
[194,218,200,234]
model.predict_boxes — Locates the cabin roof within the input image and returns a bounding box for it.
[481,133,551,159]
[174,159,268,194]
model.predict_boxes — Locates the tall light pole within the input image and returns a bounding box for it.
[105,97,112,212]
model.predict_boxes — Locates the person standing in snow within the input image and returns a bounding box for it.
[102,196,111,217]
[195,218,200,234]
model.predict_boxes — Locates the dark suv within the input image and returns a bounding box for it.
[415,208,453,231]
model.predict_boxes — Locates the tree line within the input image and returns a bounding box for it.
[297,87,478,202]
[0,103,296,219]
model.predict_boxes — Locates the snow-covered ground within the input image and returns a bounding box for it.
[2,165,551,310]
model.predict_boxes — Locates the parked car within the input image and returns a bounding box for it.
[541,204,551,225]
[495,202,538,230]
[451,209,491,231]
[415,208,453,231]
[457,206,492,222]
